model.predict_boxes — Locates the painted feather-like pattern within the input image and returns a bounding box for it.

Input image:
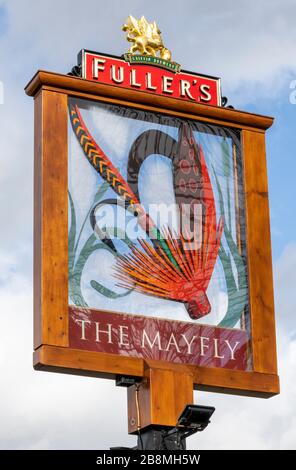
[69,104,223,320]
[115,125,224,319]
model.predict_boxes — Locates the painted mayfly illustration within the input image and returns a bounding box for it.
[69,103,224,320]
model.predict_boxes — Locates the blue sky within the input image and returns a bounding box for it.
[0,0,296,450]
[243,82,296,259]
[0,6,7,36]
[269,99,296,258]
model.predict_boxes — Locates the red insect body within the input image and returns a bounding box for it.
[115,125,224,319]
[70,105,223,320]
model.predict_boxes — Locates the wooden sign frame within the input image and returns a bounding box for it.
[26,70,279,424]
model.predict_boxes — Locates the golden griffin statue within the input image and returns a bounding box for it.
[122,15,172,61]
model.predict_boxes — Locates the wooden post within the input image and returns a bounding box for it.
[34,89,68,350]
[127,363,193,434]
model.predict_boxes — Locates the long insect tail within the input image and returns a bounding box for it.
[69,103,179,268]
[69,103,139,209]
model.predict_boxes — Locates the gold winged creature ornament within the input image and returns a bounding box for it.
[122,15,172,61]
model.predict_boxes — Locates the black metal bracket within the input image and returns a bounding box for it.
[68,65,82,77]
[115,375,142,387]
[222,96,234,109]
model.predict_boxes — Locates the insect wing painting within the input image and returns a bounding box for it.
[68,97,250,371]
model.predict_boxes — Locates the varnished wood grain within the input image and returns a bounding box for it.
[28,71,279,400]
[34,90,68,348]
[25,70,274,131]
[242,130,277,374]
[34,345,145,378]
[40,84,268,134]
[34,91,42,348]
[128,366,193,433]
[192,365,279,397]
[34,345,279,397]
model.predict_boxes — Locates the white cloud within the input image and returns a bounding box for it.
[188,331,296,450]
[0,0,294,246]
[1,0,296,92]
[0,243,295,449]
[0,0,295,450]
[0,272,136,449]
[274,243,296,337]
[187,245,296,450]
